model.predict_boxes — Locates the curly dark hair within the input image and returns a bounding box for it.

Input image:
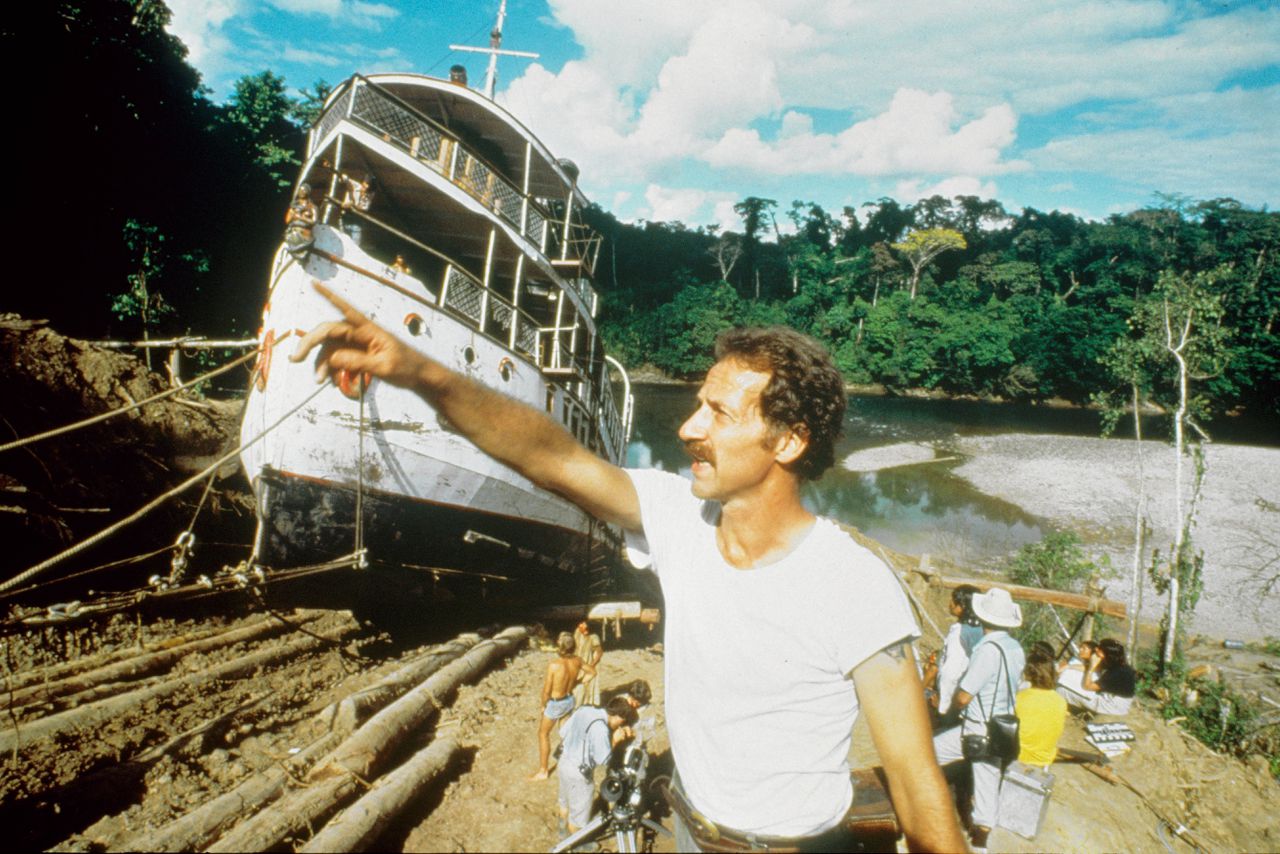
[714,326,846,481]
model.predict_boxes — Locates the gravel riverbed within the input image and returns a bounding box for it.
[948,434,1280,641]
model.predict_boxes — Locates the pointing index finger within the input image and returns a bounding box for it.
[313,282,370,326]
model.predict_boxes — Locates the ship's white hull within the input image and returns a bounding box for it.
[240,227,615,596]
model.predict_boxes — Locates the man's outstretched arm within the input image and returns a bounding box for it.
[291,284,642,532]
[853,640,967,853]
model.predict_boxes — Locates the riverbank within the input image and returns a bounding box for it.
[946,434,1280,642]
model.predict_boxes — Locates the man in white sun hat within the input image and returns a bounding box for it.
[932,586,1026,852]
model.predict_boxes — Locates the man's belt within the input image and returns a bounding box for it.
[653,768,900,853]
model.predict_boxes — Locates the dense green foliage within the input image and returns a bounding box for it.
[593,196,1280,420]
[3,0,315,338]
[1004,532,1112,649]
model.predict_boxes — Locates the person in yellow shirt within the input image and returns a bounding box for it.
[1016,649,1067,767]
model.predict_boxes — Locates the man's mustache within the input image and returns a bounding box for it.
[684,441,714,464]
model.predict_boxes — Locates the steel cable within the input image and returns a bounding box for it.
[0,384,327,594]
[0,344,270,454]
[0,544,175,602]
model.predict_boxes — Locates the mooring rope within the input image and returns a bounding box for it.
[0,544,176,602]
[0,341,275,455]
[0,384,327,594]
[354,384,367,568]
[876,545,946,643]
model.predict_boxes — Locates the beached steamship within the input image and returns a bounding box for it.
[239,59,635,603]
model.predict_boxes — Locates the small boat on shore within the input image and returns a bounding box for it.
[239,22,635,604]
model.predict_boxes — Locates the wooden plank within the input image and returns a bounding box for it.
[918,573,1126,619]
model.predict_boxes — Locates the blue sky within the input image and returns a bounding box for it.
[169,0,1280,230]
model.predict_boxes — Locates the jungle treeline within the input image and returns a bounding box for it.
[11,1,1278,422]
[585,196,1279,420]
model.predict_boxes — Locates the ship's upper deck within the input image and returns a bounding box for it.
[314,73,588,210]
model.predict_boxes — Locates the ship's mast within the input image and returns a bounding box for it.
[449,0,539,99]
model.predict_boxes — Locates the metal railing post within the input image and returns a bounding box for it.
[520,141,532,239]
[479,230,496,333]
[509,255,525,351]
[440,264,453,307]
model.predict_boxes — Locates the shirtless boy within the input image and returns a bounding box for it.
[532,631,582,780]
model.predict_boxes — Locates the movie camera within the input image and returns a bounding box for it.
[551,743,670,853]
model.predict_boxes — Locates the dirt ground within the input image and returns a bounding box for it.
[403,629,1280,854]
[2,594,1278,853]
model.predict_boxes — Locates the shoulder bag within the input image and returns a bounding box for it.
[960,641,1020,765]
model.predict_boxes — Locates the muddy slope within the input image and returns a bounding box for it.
[0,315,253,598]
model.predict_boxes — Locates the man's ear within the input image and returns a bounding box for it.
[774,424,809,465]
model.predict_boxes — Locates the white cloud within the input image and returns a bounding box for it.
[1035,127,1279,207]
[282,46,343,66]
[704,89,1025,178]
[628,5,799,157]
[267,0,397,29]
[641,184,738,226]
[167,0,399,95]
[894,176,1000,203]
[765,0,1280,116]
[349,1,397,20]
[544,0,724,88]
[1030,85,1280,206]
[267,0,342,14]
[710,199,741,234]
[166,0,246,70]
[500,62,637,183]
[534,1,1280,119]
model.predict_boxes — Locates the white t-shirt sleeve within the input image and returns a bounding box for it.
[623,468,701,572]
[819,528,920,678]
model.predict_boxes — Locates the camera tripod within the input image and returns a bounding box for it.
[551,803,670,853]
[551,745,671,853]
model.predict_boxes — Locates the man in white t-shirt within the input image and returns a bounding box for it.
[292,286,965,852]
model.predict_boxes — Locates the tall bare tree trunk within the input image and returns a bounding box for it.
[1127,382,1146,654]
[1162,307,1192,668]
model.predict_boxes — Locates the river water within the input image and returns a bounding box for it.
[624,385,1273,569]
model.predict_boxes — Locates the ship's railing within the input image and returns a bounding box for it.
[313,77,609,270]
[538,324,590,382]
[562,228,603,280]
[596,367,629,461]
[311,85,354,152]
[439,264,540,360]
[561,276,596,315]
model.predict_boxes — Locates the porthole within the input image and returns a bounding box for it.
[404,313,425,336]
[336,369,371,400]
[498,357,513,382]
[463,346,477,365]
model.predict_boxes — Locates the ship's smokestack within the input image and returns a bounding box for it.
[449,65,468,87]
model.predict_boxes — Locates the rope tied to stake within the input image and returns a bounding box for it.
[0,383,327,594]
